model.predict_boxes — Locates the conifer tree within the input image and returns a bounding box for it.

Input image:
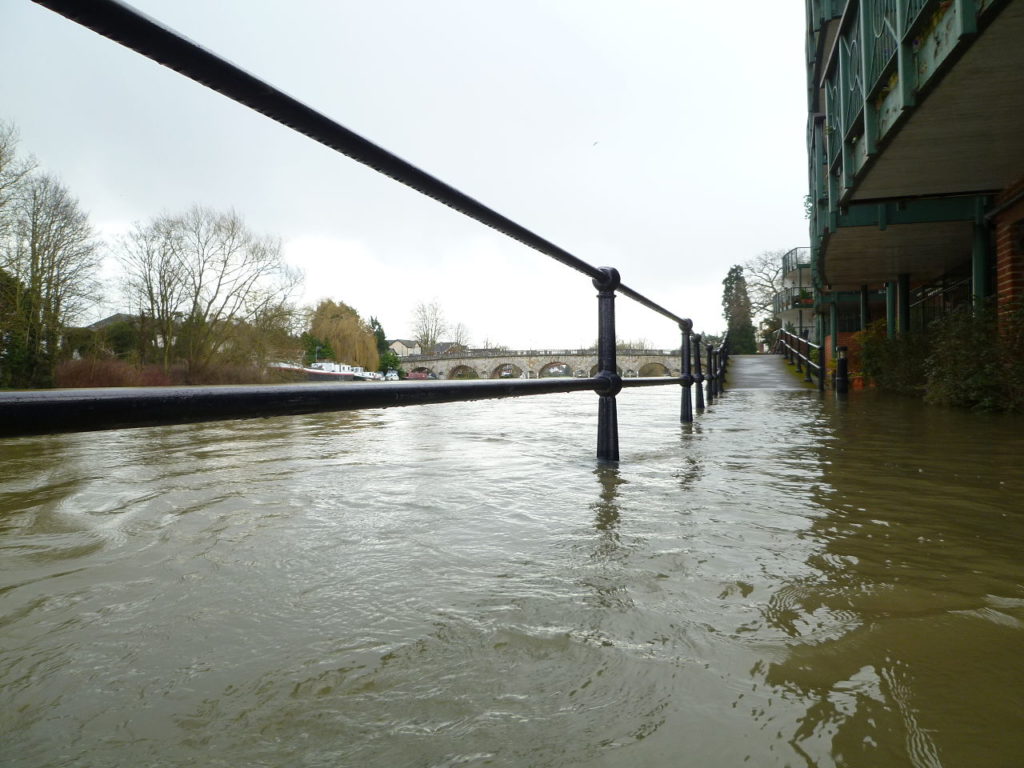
[721,265,758,354]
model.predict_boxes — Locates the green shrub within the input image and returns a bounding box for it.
[857,319,929,394]
[924,305,1003,410]
[922,301,1024,411]
[850,303,1024,411]
[1000,303,1024,411]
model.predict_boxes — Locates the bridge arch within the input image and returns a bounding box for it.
[408,366,434,379]
[639,362,671,377]
[539,361,572,378]
[492,362,523,379]
[449,365,478,379]
[589,364,623,377]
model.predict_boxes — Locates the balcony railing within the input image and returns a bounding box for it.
[808,0,999,237]
[867,0,899,86]
[773,287,816,315]
[782,247,812,277]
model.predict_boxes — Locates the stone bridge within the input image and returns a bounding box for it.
[401,348,682,379]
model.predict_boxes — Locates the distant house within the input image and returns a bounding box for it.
[387,339,421,357]
[434,342,467,356]
[86,313,135,331]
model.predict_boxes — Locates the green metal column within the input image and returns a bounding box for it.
[897,274,911,334]
[886,281,897,338]
[972,218,990,305]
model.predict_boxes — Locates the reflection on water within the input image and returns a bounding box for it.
[1,388,1022,766]
[592,467,624,532]
[758,392,1024,767]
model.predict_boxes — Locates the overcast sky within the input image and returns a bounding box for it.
[1,1,809,350]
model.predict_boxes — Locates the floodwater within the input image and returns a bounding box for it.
[1,382,1022,767]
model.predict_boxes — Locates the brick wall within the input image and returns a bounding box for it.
[995,175,1024,315]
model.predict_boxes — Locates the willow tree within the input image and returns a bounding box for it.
[308,299,378,371]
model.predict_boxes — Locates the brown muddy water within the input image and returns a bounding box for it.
[1,386,1022,767]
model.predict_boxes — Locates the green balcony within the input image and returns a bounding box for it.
[811,0,1022,211]
[782,247,812,278]
[773,288,816,315]
[806,0,1023,291]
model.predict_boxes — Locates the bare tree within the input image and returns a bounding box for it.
[411,300,447,354]
[120,206,301,378]
[449,321,471,348]
[1,173,101,387]
[0,121,35,234]
[742,249,786,321]
[119,215,187,371]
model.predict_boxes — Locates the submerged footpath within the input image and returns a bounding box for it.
[724,353,816,390]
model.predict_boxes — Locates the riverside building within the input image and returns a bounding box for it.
[804,0,1024,365]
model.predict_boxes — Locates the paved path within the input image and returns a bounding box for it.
[725,354,816,390]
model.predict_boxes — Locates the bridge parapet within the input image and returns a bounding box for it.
[404,349,682,379]
[402,347,678,362]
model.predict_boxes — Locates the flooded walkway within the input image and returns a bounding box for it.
[725,353,815,390]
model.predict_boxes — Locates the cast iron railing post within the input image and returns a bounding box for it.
[594,268,622,462]
[818,342,826,392]
[705,344,715,404]
[836,345,850,394]
[680,320,694,423]
[714,349,722,397]
[719,344,728,395]
[692,333,705,411]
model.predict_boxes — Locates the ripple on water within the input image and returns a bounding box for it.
[1,387,1023,766]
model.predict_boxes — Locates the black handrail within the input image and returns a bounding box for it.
[30,0,686,328]
[772,329,825,391]
[0,358,731,439]
[0,379,598,437]
[6,0,732,459]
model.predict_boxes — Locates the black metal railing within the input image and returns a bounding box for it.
[772,330,825,392]
[0,0,732,461]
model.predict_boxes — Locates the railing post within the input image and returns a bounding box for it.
[719,343,728,394]
[836,345,850,394]
[706,345,715,404]
[692,333,705,411]
[593,267,622,462]
[803,338,813,383]
[818,341,826,392]
[680,320,694,423]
